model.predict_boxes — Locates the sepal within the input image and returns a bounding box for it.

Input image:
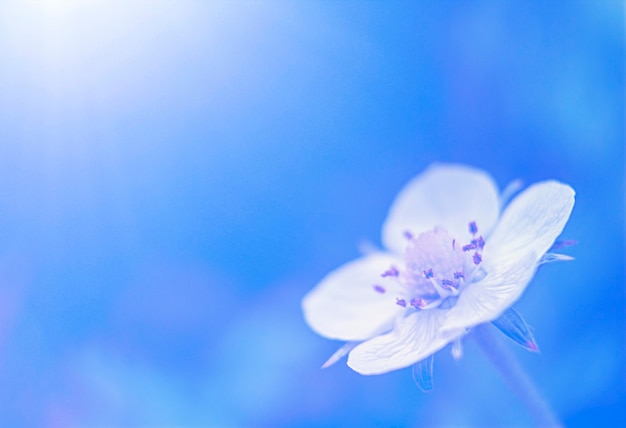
[322,342,358,368]
[539,253,574,265]
[451,339,463,360]
[412,354,435,391]
[491,308,539,352]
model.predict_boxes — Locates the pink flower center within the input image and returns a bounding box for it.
[375,221,485,310]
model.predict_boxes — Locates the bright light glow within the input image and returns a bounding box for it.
[0,0,275,152]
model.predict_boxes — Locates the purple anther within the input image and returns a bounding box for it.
[441,279,455,289]
[396,298,407,307]
[423,268,434,279]
[475,236,485,249]
[373,284,386,294]
[452,239,456,250]
[410,298,426,309]
[453,272,465,279]
[403,230,414,240]
[469,221,478,235]
[462,243,477,252]
[381,266,399,278]
[473,252,482,265]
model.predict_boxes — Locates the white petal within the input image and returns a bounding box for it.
[382,164,500,255]
[302,253,405,341]
[486,180,575,264]
[347,309,460,375]
[441,182,575,333]
[441,252,538,332]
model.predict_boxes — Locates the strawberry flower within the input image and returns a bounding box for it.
[302,164,575,375]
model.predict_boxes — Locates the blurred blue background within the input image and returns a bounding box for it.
[0,1,623,426]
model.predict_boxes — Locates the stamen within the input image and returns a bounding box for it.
[381,266,399,278]
[403,230,414,240]
[428,277,453,298]
[419,298,445,310]
[441,279,456,289]
[373,284,386,293]
[401,226,482,308]
[410,298,426,309]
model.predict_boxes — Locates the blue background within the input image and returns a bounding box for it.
[0,1,623,426]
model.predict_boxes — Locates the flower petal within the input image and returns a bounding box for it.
[382,164,500,255]
[441,252,538,332]
[486,180,575,264]
[442,181,575,333]
[347,309,460,375]
[302,253,405,341]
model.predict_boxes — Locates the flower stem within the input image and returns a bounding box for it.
[472,323,563,427]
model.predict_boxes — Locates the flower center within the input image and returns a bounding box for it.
[374,221,485,310]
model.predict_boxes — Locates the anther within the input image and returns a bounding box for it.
[423,268,434,279]
[381,266,399,278]
[396,298,407,307]
[373,284,386,293]
[462,243,477,252]
[410,298,426,309]
[403,230,414,240]
[473,252,482,265]
[453,272,464,279]
[475,236,485,249]
[469,221,478,235]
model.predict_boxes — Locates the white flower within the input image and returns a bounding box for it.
[302,164,575,375]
